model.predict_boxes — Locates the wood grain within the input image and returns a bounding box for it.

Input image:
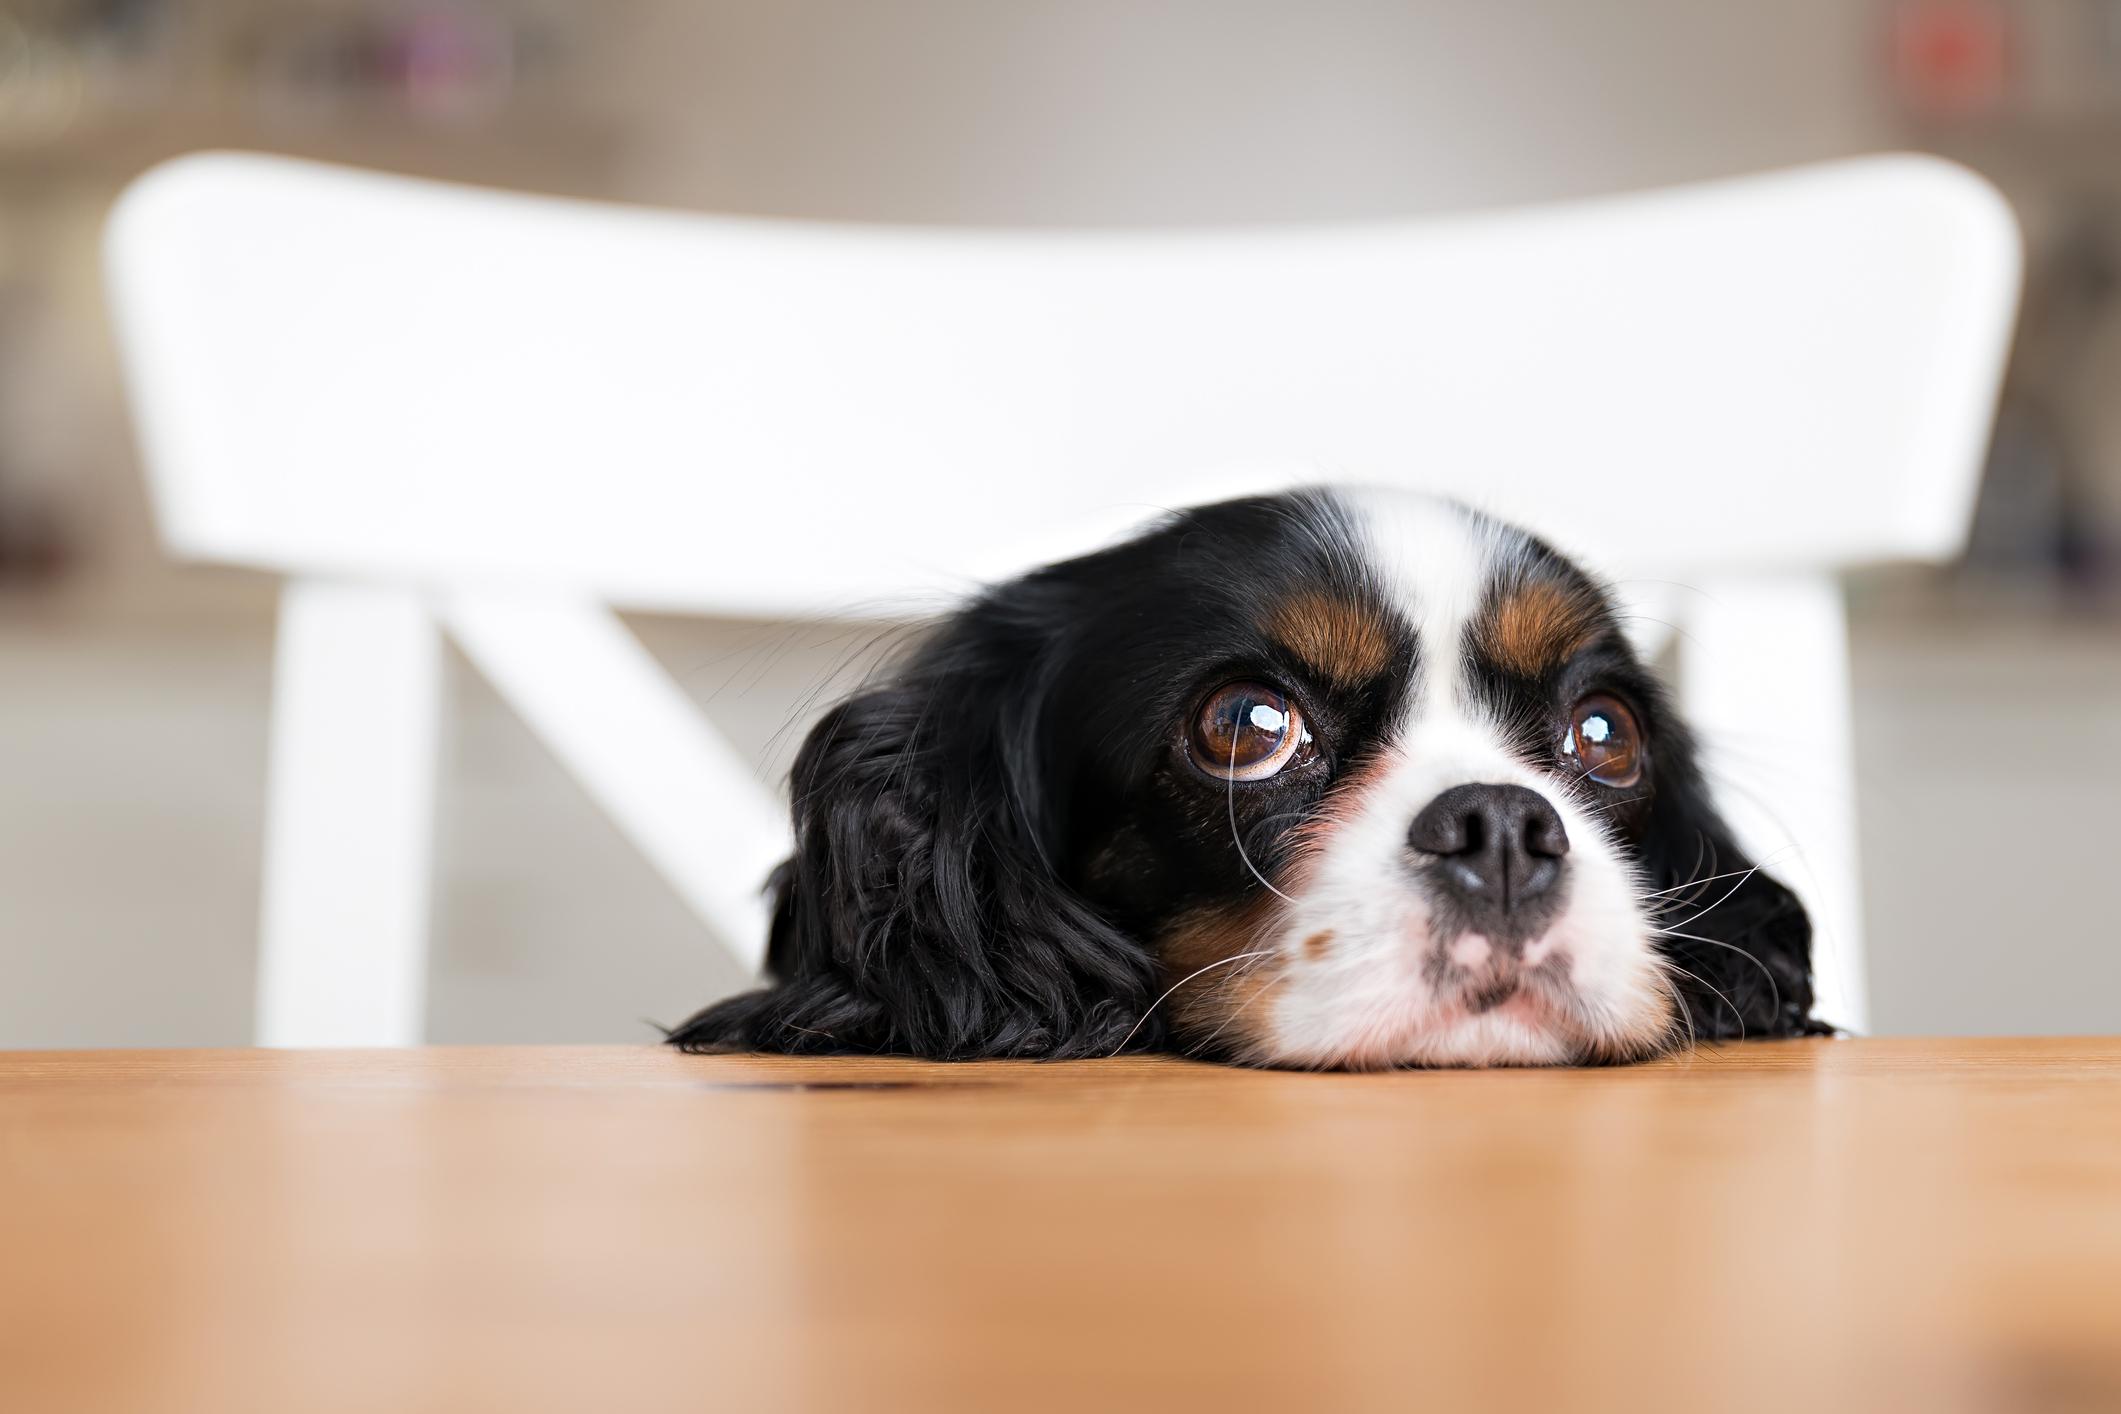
[4,1039,2119,1413]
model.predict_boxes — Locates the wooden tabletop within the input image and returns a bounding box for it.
[3,1039,2119,1414]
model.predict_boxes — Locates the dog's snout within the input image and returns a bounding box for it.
[1407,784,1569,926]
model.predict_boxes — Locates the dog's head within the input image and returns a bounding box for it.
[671,488,1814,1066]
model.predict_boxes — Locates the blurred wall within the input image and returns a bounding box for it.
[602,0,1890,223]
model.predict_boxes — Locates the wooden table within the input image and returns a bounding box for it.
[3,1039,2118,1413]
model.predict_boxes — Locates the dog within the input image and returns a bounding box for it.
[669,488,1819,1067]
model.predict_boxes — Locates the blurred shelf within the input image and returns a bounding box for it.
[0,1,627,195]
[0,107,627,196]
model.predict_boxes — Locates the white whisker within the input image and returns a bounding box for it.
[1188,953,1287,1059]
[1655,868,1759,931]
[1641,858,1776,900]
[1115,949,1276,1055]
[1654,928,1784,1016]
[1228,736,1297,903]
[1659,955,1745,1043]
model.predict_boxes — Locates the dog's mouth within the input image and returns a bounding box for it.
[1464,972,1521,1014]
[1226,921,1679,1071]
[1424,930,1575,1019]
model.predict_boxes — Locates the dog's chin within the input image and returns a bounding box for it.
[1181,942,1681,1071]
[1215,1010,1677,1072]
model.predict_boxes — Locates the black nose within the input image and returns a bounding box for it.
[1407,784,1570,930]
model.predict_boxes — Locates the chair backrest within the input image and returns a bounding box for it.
[110,150,2016,613]
[104,152,2019,1045]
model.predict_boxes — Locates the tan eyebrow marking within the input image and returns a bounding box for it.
[1265,592,1396,684]
[1478,579,1603,678]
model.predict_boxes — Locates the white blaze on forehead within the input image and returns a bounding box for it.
[1337,489,1500,721]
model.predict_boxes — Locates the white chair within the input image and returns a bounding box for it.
[104,151,2018,1046]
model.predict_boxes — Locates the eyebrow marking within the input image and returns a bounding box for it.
[1476,578,1603,678]
[1265,592,1397,684]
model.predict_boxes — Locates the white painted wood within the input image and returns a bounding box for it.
[441,595,786,975]
[256,581,441,1047]
[104,152,2020,1042]
[1679,574,1869,1033]
[107,152,2019,614]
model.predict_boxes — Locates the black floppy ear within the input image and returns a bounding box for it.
[665,634,1157,1059]
[1638,713,1822,1041]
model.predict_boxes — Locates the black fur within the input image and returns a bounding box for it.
[665,613,1158,1059]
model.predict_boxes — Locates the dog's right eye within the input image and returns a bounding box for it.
[1190,682,1312,782]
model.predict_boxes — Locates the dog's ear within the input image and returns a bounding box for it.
[1637,711,1820,1039]
[665,627,1157,1059]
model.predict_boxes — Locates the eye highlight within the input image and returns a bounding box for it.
[1189,682,1313,782]
[1562,693,1643,788]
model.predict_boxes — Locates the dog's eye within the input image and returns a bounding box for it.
[1191,682,1311,782]
[1562,693,1643,788]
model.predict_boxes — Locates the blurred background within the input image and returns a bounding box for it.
[1,0,2115,1046]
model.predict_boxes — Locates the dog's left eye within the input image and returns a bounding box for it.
[1190,682,1312,782]
[1562,693,1644,788]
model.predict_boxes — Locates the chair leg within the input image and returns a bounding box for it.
[441,594,787,976]
[1679,574,1869,1034]
[256,580,442,1046]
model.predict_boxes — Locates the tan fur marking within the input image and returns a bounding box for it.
[1481,580,1601,678]
[1266,593,1396,684]
[1301,930,1335,961]
[1157,898,1287,1056]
